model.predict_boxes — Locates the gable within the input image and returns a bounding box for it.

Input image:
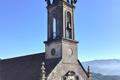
[47,59,89,80]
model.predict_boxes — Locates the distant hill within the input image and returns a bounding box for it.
[82,59,120,76]
[93,73,120,80]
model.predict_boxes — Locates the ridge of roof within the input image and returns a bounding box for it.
[1,52,45,61]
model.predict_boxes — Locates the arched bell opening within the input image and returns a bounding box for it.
[66,12,72,39]
[52,18,57,39]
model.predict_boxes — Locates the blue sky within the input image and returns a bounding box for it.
[0,0,120,61]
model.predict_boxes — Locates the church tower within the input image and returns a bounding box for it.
[44,0,78,63]
[44,1,92,80]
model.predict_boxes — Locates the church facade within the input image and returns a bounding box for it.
[0,0,92,80]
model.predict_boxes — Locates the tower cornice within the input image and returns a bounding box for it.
[44,38,78,45]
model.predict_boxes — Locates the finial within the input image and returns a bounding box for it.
[72,0,77,5]
[87,66,92,78]
[88,66,90,72]
[67,0,77,5]
[41,62,46,80]
[45,0,51,6]
[74,0,77,4]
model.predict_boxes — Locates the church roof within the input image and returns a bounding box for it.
[0,53,61,80]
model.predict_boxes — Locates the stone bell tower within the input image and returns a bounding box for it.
[44,0,78,63]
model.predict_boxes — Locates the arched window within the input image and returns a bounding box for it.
[53,18,57,39]
[66,12,72,39]
[51,0,53,4]
[67,12,71,28]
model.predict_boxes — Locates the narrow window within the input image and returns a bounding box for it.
[66,12,72,39]
[51,0,54,4]
[53,18,57,39]
[67,12,71,28]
